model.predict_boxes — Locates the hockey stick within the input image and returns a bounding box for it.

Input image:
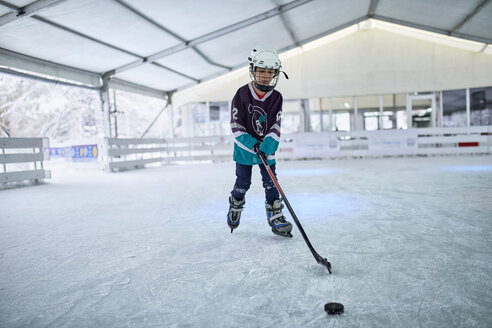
[258,153,332,274]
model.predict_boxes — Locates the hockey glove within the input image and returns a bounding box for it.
[253,142,267,161]
[253,141,261,153]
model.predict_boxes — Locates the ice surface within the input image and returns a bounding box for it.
[1,155,491,327]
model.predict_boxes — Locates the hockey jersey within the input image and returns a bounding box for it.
[230,83,283,165]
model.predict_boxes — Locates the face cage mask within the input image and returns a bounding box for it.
[249,66,280,92]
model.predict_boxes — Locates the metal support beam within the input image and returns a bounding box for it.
[0,48,168,99]
[0,0,67,27]
[353,96,358,131]
[31,16,197,83]
[108,78,168,100]
[431,92,436,128]
[111,0,184,43]
[299,99,309,132]
[372,14,492,44]
[32,15,142,58]
[190,0,312,46]
[406,94,412,129]
[183,103,194,138]
[151,62,199,82]
[368,0,379,17]
[108,0,312,76]
[175,11,491,93]
[0,1,17,11]
[191,47,230,70]
[278,14,299,45]
[273,0,299,45]
[0,67,99,90]
[438,91,443,128]
[175,15,368,92]
[140,97,171,139]
[111,0,230,71]
[0,47,101,87]
[449,0,490,34]
[328,97,333,131]
[379,95,383,129]
[99,76,113,139]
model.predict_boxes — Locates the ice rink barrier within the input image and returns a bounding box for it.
[0,137,51,184]
[103,126,492,171]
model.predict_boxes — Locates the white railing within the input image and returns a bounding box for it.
[0,138,51,184]
[277,126,491,158]
[414,126,491,155]
[104,137,232,171]
[103,126,492,171]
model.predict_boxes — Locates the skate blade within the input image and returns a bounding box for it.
[272,229,293,238]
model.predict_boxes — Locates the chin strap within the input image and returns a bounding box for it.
[252,69,289,92]
[254,71,289,92]
[254,82,274,92]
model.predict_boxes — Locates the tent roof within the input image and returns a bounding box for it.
[1,0,491,99]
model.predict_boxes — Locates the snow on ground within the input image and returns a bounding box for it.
[1,155,491,327]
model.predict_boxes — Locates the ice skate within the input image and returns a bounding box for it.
[266,199,293,237]
[227,196,245,233]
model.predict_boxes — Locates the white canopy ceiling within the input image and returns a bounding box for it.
[1,0,491,100]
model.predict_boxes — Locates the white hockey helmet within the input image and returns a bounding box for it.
[248,46,286,92]
[248,46,281,71]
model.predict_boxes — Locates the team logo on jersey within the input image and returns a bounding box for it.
[248,104,267,136]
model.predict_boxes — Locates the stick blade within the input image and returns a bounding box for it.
[317,256,332,274]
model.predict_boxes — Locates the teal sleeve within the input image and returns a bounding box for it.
[259,136,279,156]
[236,133,257,150]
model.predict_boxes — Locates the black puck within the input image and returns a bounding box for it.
[324,302,344,315]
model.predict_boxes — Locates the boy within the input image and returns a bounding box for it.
[226,46,293,237]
